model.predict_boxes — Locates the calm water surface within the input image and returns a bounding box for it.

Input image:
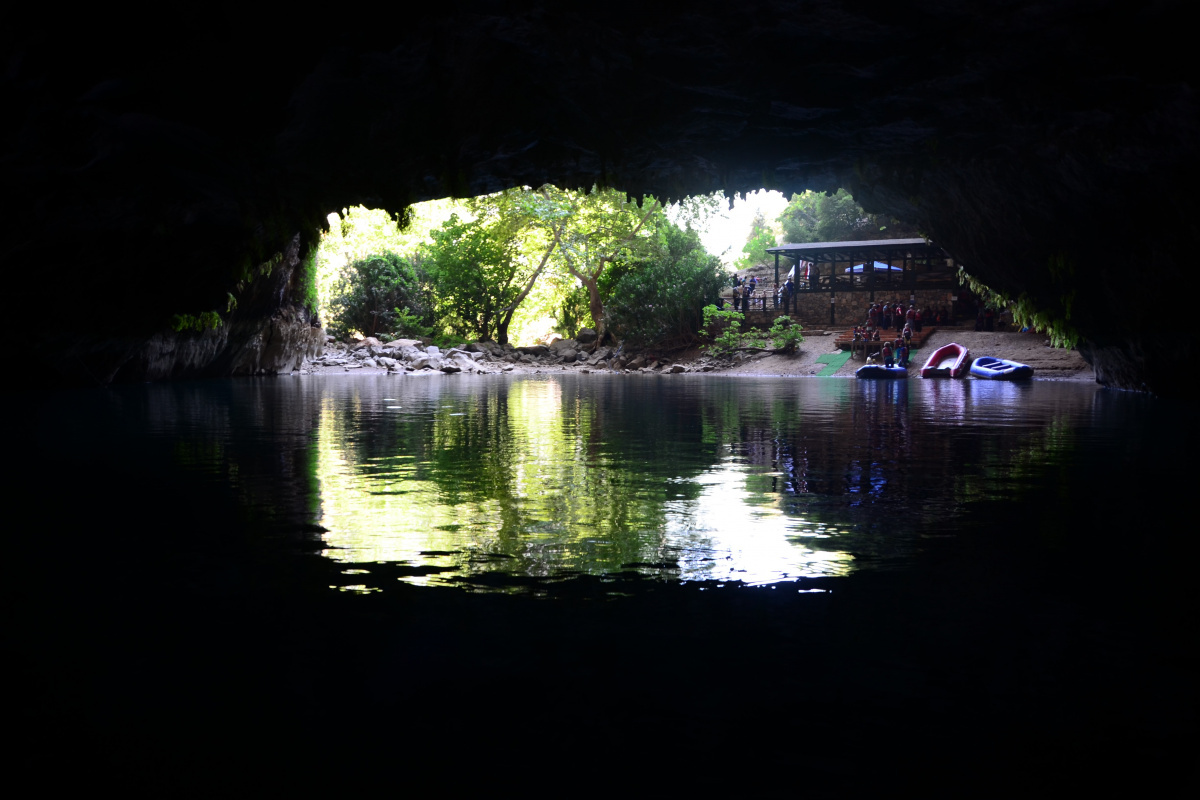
[31,373,1170,594]
[13,372,1194,791]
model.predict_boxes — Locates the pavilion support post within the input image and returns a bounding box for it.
[774,252,779,287]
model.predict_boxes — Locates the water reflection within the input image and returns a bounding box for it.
[307,374,1101,590]
[29,374,1117,594]
[315,376,852,586]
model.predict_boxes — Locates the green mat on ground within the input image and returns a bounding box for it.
[814,351,853,376]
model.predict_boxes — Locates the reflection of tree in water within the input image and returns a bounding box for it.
[318,377,723,579]
[314,376,1109,588]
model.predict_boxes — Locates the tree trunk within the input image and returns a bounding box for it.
[584,277,604,337]
[494,240,555,349]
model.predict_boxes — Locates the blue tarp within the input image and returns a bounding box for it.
[846,261,903,273]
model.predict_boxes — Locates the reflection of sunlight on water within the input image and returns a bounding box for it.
[662,460,853,584]
[315,378,853,588]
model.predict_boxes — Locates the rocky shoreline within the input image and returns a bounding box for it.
[298,326,1095,382]
[301,327,722,377]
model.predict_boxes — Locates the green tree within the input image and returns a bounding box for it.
[605,223,727,347]
[315,202,462,322]
[423,188,559,344]
[326,252,429,338]
[777,189,922,243]
[544,186,665,338]
[734,209,778,271]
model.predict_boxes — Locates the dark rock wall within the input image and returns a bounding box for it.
[4,2,1195,392]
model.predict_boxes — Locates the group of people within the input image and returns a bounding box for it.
[863,300,949,333]
[854,299,947,368]
[730,275,796,313]
[852,325,913,367]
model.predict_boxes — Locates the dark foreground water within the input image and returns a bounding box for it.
[5,375,1196,792]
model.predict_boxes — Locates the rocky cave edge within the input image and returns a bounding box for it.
[5,2,1195,395]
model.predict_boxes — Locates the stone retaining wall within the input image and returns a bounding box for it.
[737,289,961,330]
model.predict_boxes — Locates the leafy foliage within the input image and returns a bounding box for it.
[700,305,747,355]
[327,252,428,339]
[734,210,778,271]
[314,188,735,348]
[392,306,432,339]
[543,186,666,337]
[605,224,727,347]
[298,247,319,316]
[957,265,1079,348]
[170,311,223,333]
[554,285,593,338]
[764,316,804,353]
[700,306,804,354]
[423,188,561,344]
[777,189,922,243]
[315,203,458,324]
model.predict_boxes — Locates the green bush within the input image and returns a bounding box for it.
[700,307,803,354]
[605,225,727,347]
[327,252,430,339]
[554,286,593,338]
[700,305,747,354]
[766,315,804,353]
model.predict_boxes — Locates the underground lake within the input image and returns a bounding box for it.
[5,373,1194,791]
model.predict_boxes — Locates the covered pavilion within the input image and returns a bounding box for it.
[763,238,960,325]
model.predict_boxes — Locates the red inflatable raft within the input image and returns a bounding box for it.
[920,342,971,378]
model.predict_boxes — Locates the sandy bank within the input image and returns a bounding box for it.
[703,326,1094,382]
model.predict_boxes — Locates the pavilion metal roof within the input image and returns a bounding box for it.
[765,238,933,256]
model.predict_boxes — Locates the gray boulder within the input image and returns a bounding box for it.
[411,356,441,370]
[576,328,597,344]
[587,346,612,365]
